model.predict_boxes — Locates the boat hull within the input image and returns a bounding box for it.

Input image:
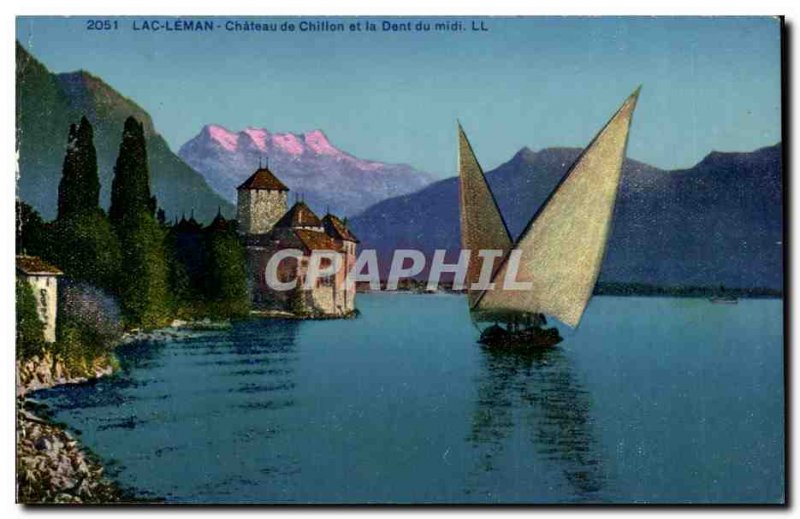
[478,325,563,350]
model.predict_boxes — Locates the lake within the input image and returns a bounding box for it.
[31,294,784,504]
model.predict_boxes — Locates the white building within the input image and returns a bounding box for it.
[16,255,62,343]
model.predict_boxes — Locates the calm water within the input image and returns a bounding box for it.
[31,294,784,504]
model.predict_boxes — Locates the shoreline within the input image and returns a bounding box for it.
[15,325,203,504]
[355,289,783,300]
[16,401,138,504]
[16,354,131,504]
[249,309,360,320]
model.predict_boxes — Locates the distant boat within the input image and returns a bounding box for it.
[709,285,739,304]
[458,87,641,349]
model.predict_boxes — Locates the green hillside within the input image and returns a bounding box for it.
[16,42,233,223]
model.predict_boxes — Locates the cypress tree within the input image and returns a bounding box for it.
[50,118,121,290]
[58,116,100,220]
[117,215,171,328]
[109,116,170,328]
[109,117,153,228]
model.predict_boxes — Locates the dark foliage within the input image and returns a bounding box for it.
[107,117,171,328]
[58,116,100,220]
[50,210,121,291]
[16,279,45,360]
[203,225,250,318]
[110,117,156,228]
[16,201,50,257]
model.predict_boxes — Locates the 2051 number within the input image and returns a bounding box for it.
[86,20,119,31]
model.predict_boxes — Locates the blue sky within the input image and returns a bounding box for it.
[17,16,781,178]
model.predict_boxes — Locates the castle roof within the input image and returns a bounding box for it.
[322,214,359,243]
[293,229,343,252]
[274,201,322,229]
[206,210,230,233]
[237,166,289,191]
[16,255,62,276]
[173,214,203,234]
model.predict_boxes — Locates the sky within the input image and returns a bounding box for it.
[16,16,782,178]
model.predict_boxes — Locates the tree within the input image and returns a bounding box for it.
[50,118,121,291]
[288,284,308,316]
[117,214,172,328]
[58,116,100,220]
[109,117,171,328]
[109,117,156,228]
[50,211,121,291]
[16,279,45,359]
[166,218,206,313]
[203,220,249,318]
[55,280,124,376]
[16,201,50,257]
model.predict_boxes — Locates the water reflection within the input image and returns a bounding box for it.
[30,319,303,501]
[468,347,606,501]
[29,339,171,413]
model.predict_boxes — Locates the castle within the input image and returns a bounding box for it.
[237,165,358,316]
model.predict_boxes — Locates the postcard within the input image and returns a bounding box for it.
[15,15,784,504]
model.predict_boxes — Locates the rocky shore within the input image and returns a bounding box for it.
[17,345,128,503]
[16,323,218,503]
[16,352,114,397]
[16,403,132,504]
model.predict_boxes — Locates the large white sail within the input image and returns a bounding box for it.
[458,123,513,305]
[475,87,641,327]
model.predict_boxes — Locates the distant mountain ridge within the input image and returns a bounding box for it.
[349,144,783,290]
[16,43,232,222]
[178,124,435,217]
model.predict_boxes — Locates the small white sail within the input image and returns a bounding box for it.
[475,87,641,327]
[458,123,513,305]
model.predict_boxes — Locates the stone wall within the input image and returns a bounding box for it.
[246,244,357,316]
[310,285,336,314]
[237,189,287,234]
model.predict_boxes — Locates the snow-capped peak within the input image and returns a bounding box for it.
[303,129,338,156]
[204,124,238,152]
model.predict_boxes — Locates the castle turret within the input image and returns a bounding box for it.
[236,165,289,235]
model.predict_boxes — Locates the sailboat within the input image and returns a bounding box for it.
[458,87,641,349]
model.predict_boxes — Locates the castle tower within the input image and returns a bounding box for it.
[236,165,289,234]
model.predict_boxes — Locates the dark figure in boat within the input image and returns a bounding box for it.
[478,313,562,349]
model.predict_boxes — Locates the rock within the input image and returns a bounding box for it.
[17,407,127,503]
[34,437,51,451]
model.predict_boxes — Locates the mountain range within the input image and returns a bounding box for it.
[15,42,782,291]
[16,43,232,223]
[178,125,435,217]
[349,144,783,290]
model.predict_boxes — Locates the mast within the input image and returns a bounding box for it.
[457,123,513,306]
[475,87,641,327]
